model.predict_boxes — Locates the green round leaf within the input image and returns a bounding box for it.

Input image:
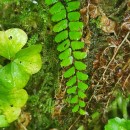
[0,115,9,127]
[0,28,27,59]
[105,117,130,130]
[8,89,28,107]
[0,62,30,89]
[77,125,85,130]
[14,45,42,74]
[0,87,28,108]
[3,106,21,123]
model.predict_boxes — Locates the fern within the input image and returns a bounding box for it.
[45,0,88,115]
[27,33,38,46]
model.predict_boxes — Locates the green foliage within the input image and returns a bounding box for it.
[0,28,42,127]
[49,2,64,14]
[60,56,73,67]
[66,76,77,86]
[0,28,27,59]
[55,30,68,43]
[66,1,80,12]
[51,10,66,22]
[68,12,80,21]
[45,0,88,115]
[64,67,75,78]
[77,125,85,130]
[69,31,82,40]
[69,22,83,31]
[45,0,58,6]
[0,1,62,129]
[67,86,77,94]
[27,33,38,46]
[26,41,59,130]
[59,48,71,60]
[71,41,85,50]
[57,39,70,52]
[74,61,86,70]
[73,51,87,60]
[105,117,130,130]
[53,19,68,32]
[108,92,130,119]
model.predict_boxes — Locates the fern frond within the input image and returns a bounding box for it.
[45,0,58,5]
[59,48,71,60]
[51,10,66,22]
[68,12,80,21]
[63,67,75,78]
[46,0,88,115]
[55,30,68,43]
[53,20,68,32]
[57,39,70,52]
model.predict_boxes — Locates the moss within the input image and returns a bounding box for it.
[1,0,129,130]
